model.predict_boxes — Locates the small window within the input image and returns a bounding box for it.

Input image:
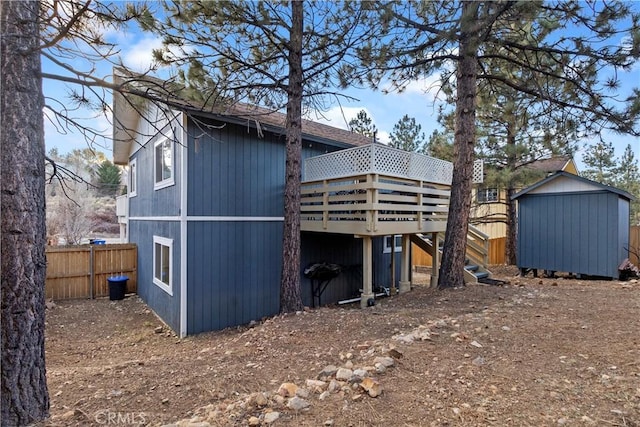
[153,236,173,295]
[154,137,174,190]
[383,235,403,253]
[129,158,137,197]
[477,187,498,203]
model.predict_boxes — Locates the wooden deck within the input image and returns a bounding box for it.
[299,144,487,305]
[300,173,451,236]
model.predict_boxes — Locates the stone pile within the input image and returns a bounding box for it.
[163,348,398,427]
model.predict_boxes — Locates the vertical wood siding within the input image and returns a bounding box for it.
[187,221,282,334]
[517,192,623,278]
[131,220,181,332]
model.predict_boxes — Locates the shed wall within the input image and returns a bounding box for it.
[517,191,620,278]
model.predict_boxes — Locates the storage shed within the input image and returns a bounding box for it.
[512,171,634,279]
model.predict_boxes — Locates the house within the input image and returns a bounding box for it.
[513,171,634,279]
[470,156,579,240]
[113,90,486,336]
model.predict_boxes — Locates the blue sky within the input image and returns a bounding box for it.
[42,3,640,172]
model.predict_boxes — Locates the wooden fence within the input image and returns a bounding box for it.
[631,225,640,266]
[46,243,137,300]
[412,236,506,267]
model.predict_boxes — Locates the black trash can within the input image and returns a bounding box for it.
[107,275,128,300]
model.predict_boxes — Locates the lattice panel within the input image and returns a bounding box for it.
[472,159,484,184]
[304,143,454,185]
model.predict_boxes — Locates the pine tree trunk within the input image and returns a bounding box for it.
[1,0,51,424]
[438,1,479,289]
[506,187,517,265]
[505,118,517,265]
[279,0,304,313]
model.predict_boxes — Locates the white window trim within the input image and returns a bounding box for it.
[153,235,173,296]
[383,235,403,254]
[154,136,175,190]
[477,187,499,203]
[128,158,137,198]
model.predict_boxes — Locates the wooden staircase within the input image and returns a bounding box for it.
[410,225,492,284]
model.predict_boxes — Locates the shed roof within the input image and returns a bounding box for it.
[112,72,373,165]
[511,171,634,201]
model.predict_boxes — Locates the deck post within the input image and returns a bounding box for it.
[361,235,374,308]
[399,234,411,293]
[430,232,440,288]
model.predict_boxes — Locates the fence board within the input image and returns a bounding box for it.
[630,225,639,266]
[489,237,506,265]
[46,244,137,300]
[412,237,506,267]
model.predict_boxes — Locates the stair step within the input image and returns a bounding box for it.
[465,264,479,272]
[475,271,490,280]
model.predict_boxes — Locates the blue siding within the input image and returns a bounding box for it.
[186,221,282,334]
[129,131,182,218]
[517,191,624,278]
[130,220,181,331]
[300,233,362,305]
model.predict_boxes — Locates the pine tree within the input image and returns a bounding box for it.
[1,0,50,423]
[389,114,425,152]
[357,1,640,288]
[348,110,377,139]
[94,160,122,197]
[615,144,640,225]
[151,1,379,312]
[582,141,618,185]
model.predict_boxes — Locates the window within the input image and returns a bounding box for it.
[153,236,173,295]
[154,137,174,189]
[129,158,137,197]
[383,235,403,253]
[477,187,499,203]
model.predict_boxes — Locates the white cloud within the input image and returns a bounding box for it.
[121,36,165,72]
[306,106,373,130]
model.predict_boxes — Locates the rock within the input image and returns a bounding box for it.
[501,326,511,331]
[324,420,334,426]
[388,348,403,359]
[305,379,327,392]
[344,360,354,369]
[154,326,164,334]
[318,365,338,379]
[328,379,341,393]
[360,377,382,397]
[248,416,260,426]
[318,391,331,400]
[46,299,56,310]
[352,369,368,380]
[472,356,485,366]
[264,412,280,424]
[247,392,268,407]
[373,356,395,368]
[295,387,310,399]
[277,382,298,397]
[335,368,353,381]
[470,340,483,348]
[375,364,386,374]
[287,396,310,411]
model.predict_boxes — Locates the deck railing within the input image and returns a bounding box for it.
[300,173,451,236]
[301,144,483,236]
[303,143,484,185]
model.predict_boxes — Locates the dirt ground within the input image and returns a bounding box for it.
[41,266,640,427]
